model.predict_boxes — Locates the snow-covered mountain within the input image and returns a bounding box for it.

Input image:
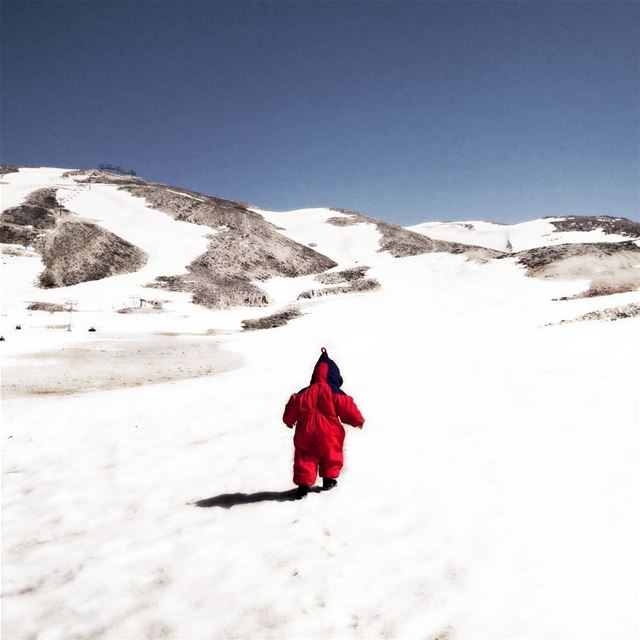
[408,216,640,252]
[2,166,639,639]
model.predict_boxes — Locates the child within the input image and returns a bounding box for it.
[283,348,364,499]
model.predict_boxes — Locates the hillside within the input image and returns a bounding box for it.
[1,166,639,640]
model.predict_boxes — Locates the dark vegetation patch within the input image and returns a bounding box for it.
[512,241,640,271]
[315,266,370,285]
[298,278,381,299]
[39,221,147,288]
[552,302,640,325]
[547,215,640,238]
[149,274,269,309]
[26,302,68,313]
[1,189,65,248]
[2,205,56,230]
[326,216,361,226]
[0,223,41,247]
[242,307,302,331]
[0,164,21,178]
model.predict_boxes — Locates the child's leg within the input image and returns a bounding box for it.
[318,428,345,479]
[293,448,319,486]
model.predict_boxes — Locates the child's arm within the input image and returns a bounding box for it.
[283,393,299,428]
[334,394,365,428]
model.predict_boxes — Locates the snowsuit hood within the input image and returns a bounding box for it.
[310,348,345,395]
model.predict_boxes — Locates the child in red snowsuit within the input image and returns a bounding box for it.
[283,348,364,498]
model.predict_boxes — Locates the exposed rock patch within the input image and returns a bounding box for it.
[39,221,147,288]
[547,215,640,238]
[242,307,302,331]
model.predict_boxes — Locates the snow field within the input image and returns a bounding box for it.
[3,246,639,639]
[408,218,635,252]
[2,172,640,639]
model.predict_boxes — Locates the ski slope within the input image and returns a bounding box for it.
[2,172,639,640]
[1,170,214,339]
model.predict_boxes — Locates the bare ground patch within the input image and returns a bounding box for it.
[1,336,242,399]
[298,278,381,299]
[315,266,370,285]
[547,215,640,238]
[550,302,640,325]
[241,307,302,331]
[512,241,640,298]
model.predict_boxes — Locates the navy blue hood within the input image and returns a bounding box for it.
[300,348,346,395]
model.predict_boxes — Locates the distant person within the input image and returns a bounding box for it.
[283,348,364,499]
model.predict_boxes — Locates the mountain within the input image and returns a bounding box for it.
[408,216,640,252]
[2,166,639,640]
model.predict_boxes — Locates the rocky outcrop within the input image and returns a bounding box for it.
[39,221,147,288]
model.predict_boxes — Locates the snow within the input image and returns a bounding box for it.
[408,218,634,252]
[256,207,387,269]
[0,167,74,209]
[2,176,639,639]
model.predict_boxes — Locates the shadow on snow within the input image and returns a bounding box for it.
[193,487,322,509]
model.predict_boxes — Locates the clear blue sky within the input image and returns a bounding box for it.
[1,1,638,225]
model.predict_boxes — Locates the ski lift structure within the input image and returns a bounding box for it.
[97,164,137,177]
[65,300,77,331]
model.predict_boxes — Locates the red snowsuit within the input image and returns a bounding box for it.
[283,351,364,486]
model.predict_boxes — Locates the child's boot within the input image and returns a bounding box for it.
[322,478,338,491]
[295,484,310,499]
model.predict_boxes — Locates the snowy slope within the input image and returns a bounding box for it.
[1,169,214,337]
[2,169,640,640]
[408,218,637,252]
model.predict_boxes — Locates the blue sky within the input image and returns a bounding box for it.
[1,1,638,225]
